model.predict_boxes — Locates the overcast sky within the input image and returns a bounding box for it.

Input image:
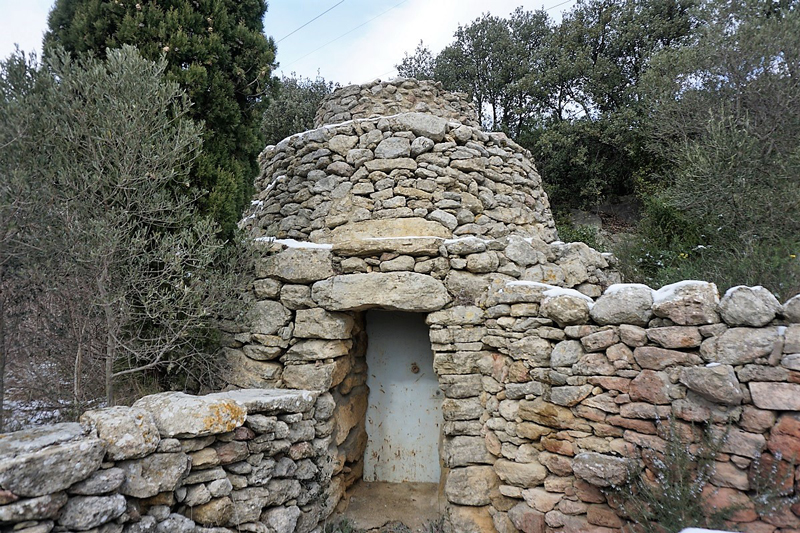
[0,0,574,85]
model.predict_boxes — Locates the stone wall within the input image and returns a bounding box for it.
[314,79,479,128]
[0,389,338,533]
[243,101,556,244]
[433,282,800,533]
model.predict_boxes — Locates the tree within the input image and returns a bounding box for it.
[45,0,278,237]
[396,40,436,80]
[262,74,336,146]
[1,45,245,408]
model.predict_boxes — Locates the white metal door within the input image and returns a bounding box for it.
[363,311,442,483]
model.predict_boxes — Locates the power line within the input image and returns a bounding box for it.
[365,0,578,83]
[276,1,345,43]
[283,0,409,69]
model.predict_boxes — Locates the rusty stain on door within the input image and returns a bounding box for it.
[363,311,442,483]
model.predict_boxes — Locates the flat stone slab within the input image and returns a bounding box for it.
[331,218,450,256]
[0,423,105,497]
[208,389,318,415]
[312,272,450,312]
[80,406,160,461]
[133,392,246,438]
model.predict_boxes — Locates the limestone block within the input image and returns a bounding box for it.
[467,252,500,274]
[680,364,743,405]
[133,392,246,438]
[572,452,630,487]
[541,294,591,327]
[446,236,486,255]
[619,324,648,347]
[312,272,450,312]
[0,423,105,497]
[504,236,545,267]
[428,308,486,330]
[428,209,458,230]
[784,294,800,322]
[80,406,160,461]
[284,339,353,361]
[633,346,703,370]
[375,137,411,158]
[280,284,315,310]
[439,374,483,399]
[646,326,703,349]
[364,157,417,172]
[445,466,498,505]
[331,218,449,256]
[282,357,351,391]
[257,248,334,283]
[224,349,282,388]
[751,382,800,410]
[328,134,358,156]
[391,112,449,141]
[518,398,578,430]
[447,505,496,533]
[652,281,720,325]
[719,286,781,327]
[410,136,435,157]
[57,494,126,530]
[155,513,196,533]
[0,492,67,523]
[210,388,317,414]
[380,255,415,272]
[443,436,494,467]
[549,385,593,407]
[588,284,652,326]
[117,452,190,498]
[784,324,800,353]
[495,459,547,487]
[253,278,281,299]
[509,336,551,365]
[263,505,302,533]
[443,398,483,421]
[707,327,780,365]
[629,370,670,404]
[246,300,290,336]
[550,340,584,367]
[68,467,125,495]
[188,496,234,526]
[580,329,619,352]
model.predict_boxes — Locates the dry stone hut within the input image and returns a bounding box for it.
[230,78,621,530]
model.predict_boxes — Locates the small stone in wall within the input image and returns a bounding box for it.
[541,294,590,328]
[80,406,160,461]
[58,494,126,530]
[783,294,800,322]
[719,286,781,327]
[0,492,67,523]
[680,364,743,405]
[652,281,720,325]
[590,284,653,326]
[572,452,631,488]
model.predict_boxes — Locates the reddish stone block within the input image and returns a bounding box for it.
[702,486,757,523]
[588,503,625,528]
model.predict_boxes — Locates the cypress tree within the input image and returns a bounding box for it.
[45,0,277,236]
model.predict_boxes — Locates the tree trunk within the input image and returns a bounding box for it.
[97,266,116,406]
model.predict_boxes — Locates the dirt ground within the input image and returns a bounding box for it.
[330,481,444,532]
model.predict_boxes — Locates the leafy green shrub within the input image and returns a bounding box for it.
[554,213,606,252]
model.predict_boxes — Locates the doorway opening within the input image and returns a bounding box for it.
[336,310,445,530]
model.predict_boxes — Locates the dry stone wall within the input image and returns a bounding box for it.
[242,102,556,244]
[431,282,800,533]
[314,79,480,129]
[0,389,338,533]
